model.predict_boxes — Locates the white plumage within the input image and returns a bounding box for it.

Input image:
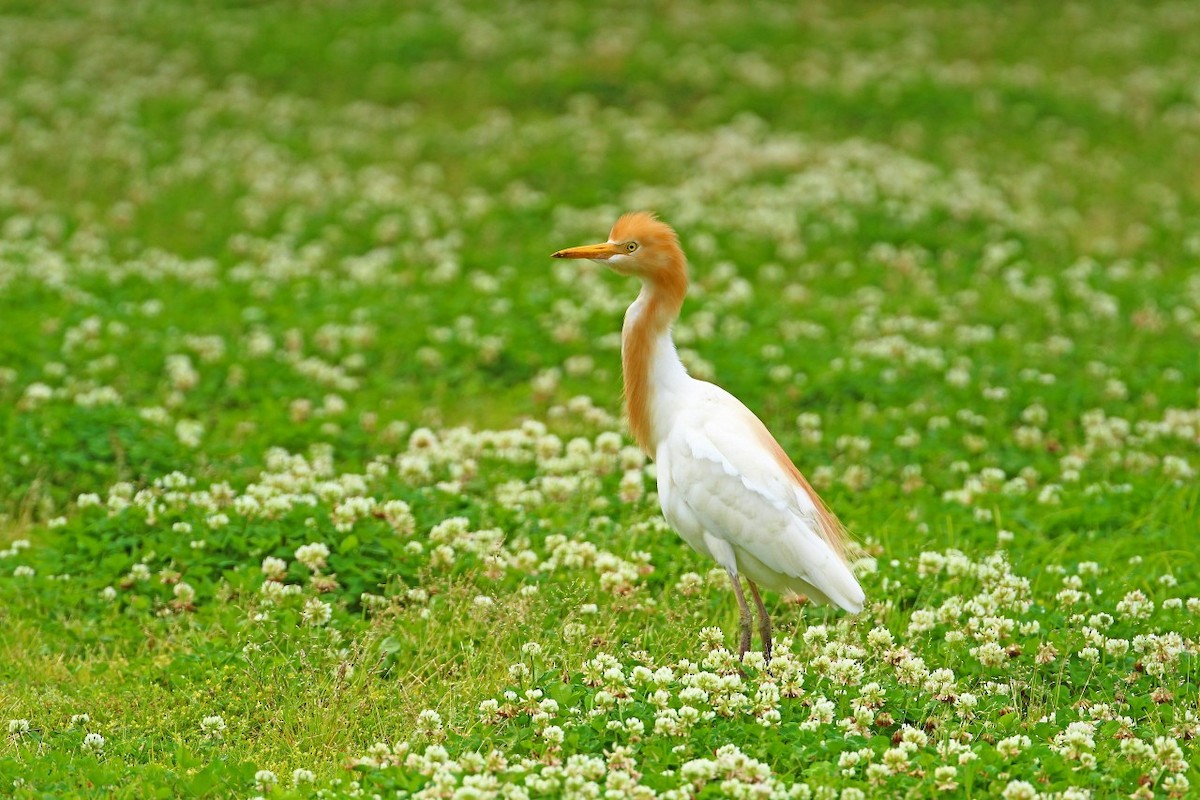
[655,381,864,613]
[553,211,864,658]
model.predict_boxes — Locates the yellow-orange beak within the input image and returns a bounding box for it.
[551,242,622,260]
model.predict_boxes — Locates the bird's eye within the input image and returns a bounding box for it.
[626,242,638,252]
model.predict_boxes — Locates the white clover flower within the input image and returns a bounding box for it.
[200,715,226,739]
[294,542,330,572]
[254,769,277,792]
[301,597,332,626]
[866,626,894,650]
[291,768,315,786]
[8,719,30,736]
[423,543,454,568]
[261,556,287,581]
[916,551,946,577]
[882,747,909,773]
[478,699,499,722]
[1020,403,1049,425]
[1001,780,1038,800]
[20,382,54,408]
[680,756,717,783]
[380,499,415,535]
[1121,737,1154,761]
[175,419,204,448]
[1162,775,1189,798]
[907,609,935,635]
[259,580,287,604]
[972,642,1006,668]
[865,762,892,782]
[77,492,102,508]
[1037,484,1062,505]
[923,668,956,698]
[893,654,929,686]
[1053,721,1096,760]
[415,709,443,737]
[81,732,105,754]
[618,469,644,503]
[1116,590,1154,620]
[934,765,958,790]
[1154,736,1187,773]
[1105,638,1130,657]
[1163,456,1194,481]
[800,696,835,731]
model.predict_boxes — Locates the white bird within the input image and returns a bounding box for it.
[553,212,864,659]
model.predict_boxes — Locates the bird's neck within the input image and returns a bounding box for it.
[622,271,689,455]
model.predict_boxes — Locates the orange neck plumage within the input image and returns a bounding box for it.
[621,262,688,454]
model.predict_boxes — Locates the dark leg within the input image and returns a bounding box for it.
[728,571,753,658]
[747,581,772,662]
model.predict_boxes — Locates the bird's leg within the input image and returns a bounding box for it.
[747,581,772,663]
[728,571,753,659]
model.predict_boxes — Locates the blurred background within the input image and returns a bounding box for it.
[1,0,1198,541]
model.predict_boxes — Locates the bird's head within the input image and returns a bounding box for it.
[552,211,687,284]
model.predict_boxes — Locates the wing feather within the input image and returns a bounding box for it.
[661,384,864,613]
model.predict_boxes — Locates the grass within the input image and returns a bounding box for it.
[0,0,1198,797]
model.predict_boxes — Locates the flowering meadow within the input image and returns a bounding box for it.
[2,1,1199,798]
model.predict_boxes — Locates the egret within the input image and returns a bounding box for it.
[552,212,864,659]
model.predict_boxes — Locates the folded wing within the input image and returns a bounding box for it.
[661,384,864,613]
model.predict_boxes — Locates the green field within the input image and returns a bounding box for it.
[1,1,1198,797]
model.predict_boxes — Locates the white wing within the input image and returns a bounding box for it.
[657,382,864,613]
